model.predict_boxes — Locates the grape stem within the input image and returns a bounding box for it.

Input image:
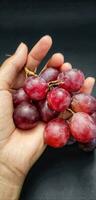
[67,108,75,115]
[48,80,67,91]
[48,81,59,90]
[25,67,38,78]
[59,109,74,120]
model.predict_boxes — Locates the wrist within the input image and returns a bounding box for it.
[0,178,23,200]
[0,161,25,200]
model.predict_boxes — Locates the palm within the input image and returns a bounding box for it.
[0,74,46,178]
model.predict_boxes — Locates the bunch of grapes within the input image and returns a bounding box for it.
[13,66,96,152]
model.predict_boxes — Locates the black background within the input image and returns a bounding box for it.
[0,1,96,200]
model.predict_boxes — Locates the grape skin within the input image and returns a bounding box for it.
[79,138,96,152]
[70,112,96,143]
[91,112,96,124]
[44,118,70,148]
[13,88,30,106]
[40,67,59,82]
[13,102,39,130]
[37,99,58,122]
[47,87,71,112]
[71,93,96,114]
[24,76,48,100]
[58,68,85,93]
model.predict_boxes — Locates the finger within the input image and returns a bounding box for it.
[46,53,64,68]
[0,43,28,90]
[12,69,26,89]
[26,35,52,71]
[60,62,72,72]
[13,53,64,89]
[80,77,95,94]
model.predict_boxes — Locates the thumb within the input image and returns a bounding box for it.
[0,43,28,90]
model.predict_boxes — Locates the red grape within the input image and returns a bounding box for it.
[91,112,96,124]
[70,112,96,143]
[13,102,39,130]
[24,76,48,100]
[58,68,85,92]
[12,88,30,106]
[11,60,96,154]
[47,87,71,112]
[37,99,58,122]
[40,67,59,82]
[71,93,96,114]
[44,118,70,148]
[79,137,96,152]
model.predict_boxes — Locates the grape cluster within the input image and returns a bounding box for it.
[13,67,96,152]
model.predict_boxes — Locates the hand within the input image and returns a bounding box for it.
[0,35,65,199]
[0,35,95,200]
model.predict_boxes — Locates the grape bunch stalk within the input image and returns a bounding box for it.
[13,66,96,152]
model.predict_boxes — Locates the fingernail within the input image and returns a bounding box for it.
[52,53,64,63]
[64,62,72,68]
[41,35,52,44]
[57,53,64,58]
[43,35,52,40]
[88,77,95,85]
[15,42,25,55]
[60,62,72,72]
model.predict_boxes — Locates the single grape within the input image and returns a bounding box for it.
[37,99,58,122]
[79,137,96,152]
[47,87,71,112]
[24,76,48,100]
[70,112,96,143]
[71,93,96,114]
[58,68,85,92]
[40,67,59,82]
[91,112,96,124]
[44,118,70,148]
[12,88,30,106]
[13,102,39,130]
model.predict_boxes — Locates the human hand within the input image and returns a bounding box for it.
[0,35,66,199]
[0,35,95,200]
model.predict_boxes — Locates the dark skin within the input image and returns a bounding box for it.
[0,35,95,200]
